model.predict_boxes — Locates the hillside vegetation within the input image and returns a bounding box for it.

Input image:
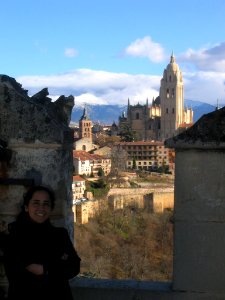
[75,207,173,281]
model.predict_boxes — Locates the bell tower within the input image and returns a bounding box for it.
[79,107,92,143]
[160,53,184,140]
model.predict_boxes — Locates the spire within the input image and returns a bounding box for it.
[128,98,130,107]
[80,105,89,120]
[170,51,175,63]
[146,98,149,107]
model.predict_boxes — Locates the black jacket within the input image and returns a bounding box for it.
[3,213,81,300]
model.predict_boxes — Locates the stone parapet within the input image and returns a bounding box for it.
[70,278,225,300]
[165,106,225,295]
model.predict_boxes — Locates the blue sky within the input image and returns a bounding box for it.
[1,0,225,107]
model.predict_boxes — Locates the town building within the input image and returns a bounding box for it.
[72,175,86,201]
[73,150,111,177]
[113,141,174,172]
[74,108,97,152]
[118,53,193,141]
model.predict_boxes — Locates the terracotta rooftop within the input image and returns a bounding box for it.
[73,175,85,182]
[73,150,107,161]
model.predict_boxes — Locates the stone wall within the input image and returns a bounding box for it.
[0,75,74,230]
[0,75,75,293]
[151,192,174,213]
[165,106,225,298]
[74,199,107,224]
[74,189,174,224]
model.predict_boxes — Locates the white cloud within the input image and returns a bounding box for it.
[75,93,107,105]
[16,41,225,108]
[64,48,78,57]
[17,70,160,106]
[183,71,225,105]
[179,42,225,72]
[125,36,166,63]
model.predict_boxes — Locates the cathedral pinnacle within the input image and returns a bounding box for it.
[170,51,175,63]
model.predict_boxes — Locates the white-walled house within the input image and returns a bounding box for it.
[73,150,111,177]
[72,175,86,201]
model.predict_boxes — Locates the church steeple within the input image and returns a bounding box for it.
[80,106,89,121]
[79,105,92,142]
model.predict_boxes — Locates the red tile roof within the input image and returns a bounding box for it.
[73,150,107,161]
[73,175,85,182]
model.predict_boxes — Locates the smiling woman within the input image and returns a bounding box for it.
[24,187,53,224]
[3,185,81,300]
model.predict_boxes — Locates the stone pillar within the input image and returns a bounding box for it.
[165,107,225,296]
[0,75,75,294]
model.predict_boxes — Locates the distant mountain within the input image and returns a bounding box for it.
[71,104,127,125]
[71,100,217,125]
[185,99,216,123]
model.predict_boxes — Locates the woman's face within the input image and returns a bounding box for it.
[25,190,52,223]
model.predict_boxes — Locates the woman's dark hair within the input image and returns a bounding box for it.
[23,185,55,210]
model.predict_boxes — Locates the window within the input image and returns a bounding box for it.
[172,88,174,98]
[166,88,169,98]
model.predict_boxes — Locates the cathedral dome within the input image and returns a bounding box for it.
[166,53,180,73]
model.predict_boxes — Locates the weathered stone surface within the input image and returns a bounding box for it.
[165,106,225,149]
[165,107,225,295]
[0,74,74,144]
[0,74,75,229]
[174,150,225,221]
[173,222,225,292]
[0,75,76,293]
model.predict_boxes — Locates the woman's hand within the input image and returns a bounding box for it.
[26,263,44,275]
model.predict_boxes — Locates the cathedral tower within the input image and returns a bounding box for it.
[118,53,193,142]
[160,53,184,140]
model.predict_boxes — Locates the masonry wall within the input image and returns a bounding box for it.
[152,192,174,213]
[0,76,75,293]
[1,144,74,229]
[173,149,225,294]
[74,190,174,224]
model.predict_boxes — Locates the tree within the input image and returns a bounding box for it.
[119,124,136,142]
[132,158,137,170]
[97,167,105,177]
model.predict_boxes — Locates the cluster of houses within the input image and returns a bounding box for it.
[71,108,174,204]
[71,55,192,207]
